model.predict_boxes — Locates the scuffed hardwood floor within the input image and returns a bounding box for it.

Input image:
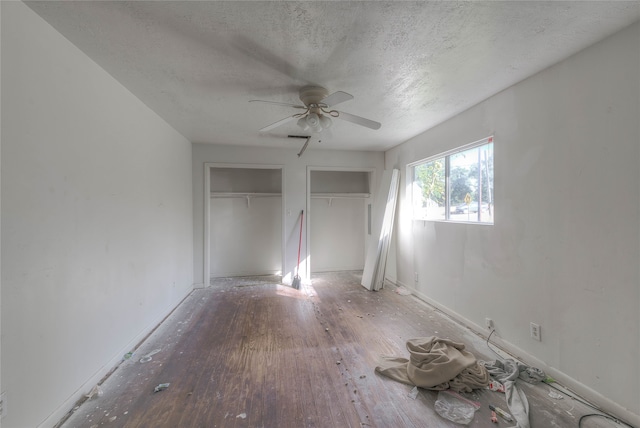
[58,272,617,427]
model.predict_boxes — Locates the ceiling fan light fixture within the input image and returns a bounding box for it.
[319,114,332,129]
[297,117,309,131]
[306,112,320,128]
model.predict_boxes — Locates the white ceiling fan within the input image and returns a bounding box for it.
[250,85,382,134]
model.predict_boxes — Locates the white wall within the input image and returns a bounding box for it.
[386,22,640,424]
[1,3,193,427]
[310,198,366,272]
[192,144,384,287]
[309,170,371,272]
[210,196,282,277]
[208,167,282,277]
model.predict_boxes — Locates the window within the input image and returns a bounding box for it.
[410,137,494,224]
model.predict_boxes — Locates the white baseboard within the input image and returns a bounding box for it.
[41,284,194,428]
[387,277,640,427]
[209,270,281,279]
[311,266,364,273]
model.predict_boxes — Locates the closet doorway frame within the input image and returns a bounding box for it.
[204,162,285,286]
[306,166,376,275]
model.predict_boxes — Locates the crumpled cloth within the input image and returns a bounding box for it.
[375,337,490,392]
[482,359,545,428]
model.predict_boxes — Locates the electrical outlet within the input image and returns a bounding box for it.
[485,318,494,329]
[530,322,541,341]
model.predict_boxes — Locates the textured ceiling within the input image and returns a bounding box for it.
[25,1,640,152]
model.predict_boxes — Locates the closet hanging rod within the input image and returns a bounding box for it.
[210,192,281,198]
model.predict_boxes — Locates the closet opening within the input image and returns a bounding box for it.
[205,164,284,283]
[307,168,374,274]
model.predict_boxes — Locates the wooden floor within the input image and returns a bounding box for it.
[59,272,618,428]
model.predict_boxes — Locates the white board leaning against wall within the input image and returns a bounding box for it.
[362,169,399,291]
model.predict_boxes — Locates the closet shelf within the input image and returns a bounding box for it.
[311,193,371,206]
[210,192,281,208]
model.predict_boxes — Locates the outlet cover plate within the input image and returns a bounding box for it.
[485,318,494,329]
[530,322,541,341]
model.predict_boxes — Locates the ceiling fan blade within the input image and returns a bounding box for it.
[259,115,298,132]
[231,35,310,84]
[249,99,306,109]
[322,91,353,107]
[335,111,381,130]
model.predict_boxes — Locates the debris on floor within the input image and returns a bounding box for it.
[434,389,480,425]
[482,358,546,428]
[487,380,505,393]
[140,348,161,363]
[153,383,170,393]
[489,404,513,422]
[408,386,419,400]
[85,385,103,399]
[548,389,564,399]
[394,286,412,296]
[236,413,247,419]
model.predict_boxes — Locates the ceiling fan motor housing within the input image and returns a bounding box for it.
[299,86,329,107]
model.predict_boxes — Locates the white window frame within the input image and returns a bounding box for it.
[408,136,494,224]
